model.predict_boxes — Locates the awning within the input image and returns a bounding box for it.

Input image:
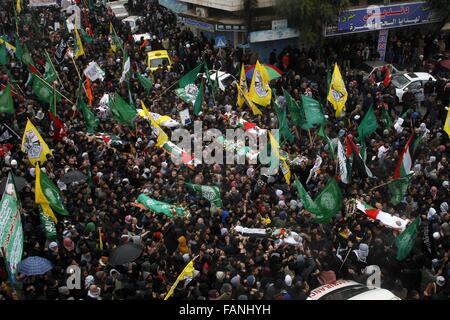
[441,22,450,31]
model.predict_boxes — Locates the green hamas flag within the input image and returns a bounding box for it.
[313,178,343,224]
[358,105,378,140]
[137,73,153,93]
[388,174,413,206]
[40,170,69,215]
[294,177,321,215]
[274,97,294,143]
[193,82,204,116]
[186,182,222,207]
[15,38,33,66]
[317,125,335,160]
[136,194,186,218]
[0,84,14,113]
[0,38,8,65]
[175,63,203,105]
[0,173,23,277]
[44,53,58,83]
[299,95,325,129]
[283,88,301,126]
[179,63,203,88]
[381,108,393,128]
[109,93,137,128]
[77,84,98,134]
[39,206,57,241]
[396,217,420,261]
[31,74,62,105]
[79,29,93,43]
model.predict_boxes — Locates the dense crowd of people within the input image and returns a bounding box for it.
[0,0,449,300]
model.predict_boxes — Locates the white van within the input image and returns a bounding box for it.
[122,16,144,33]
[307,280,401,300]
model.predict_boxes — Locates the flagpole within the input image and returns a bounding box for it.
[44,49,65,90]
[32,72,74,104]
[369,179,394,192]
[69,53,89,98]
[153,78,180,101]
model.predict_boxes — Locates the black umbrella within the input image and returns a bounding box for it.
[109,243,143,265]
[60,170,87,184]
[0,175,29,194]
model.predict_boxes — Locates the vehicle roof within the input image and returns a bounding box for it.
[348,288,401,300]
[123,16,143,21]
[148,50,170,57]
[308,280,360,300]
[133,33,151,41]
[404,72,436,81]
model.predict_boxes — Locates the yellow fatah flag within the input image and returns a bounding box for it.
[327,64,348,118]
[74,28,85,59]
[35,165,58,224]
[109,23,117,53]
[21,119,52,166]
[237,64,247,108]
[268,131,291,185]
[164,259,195,300]
[444,104,450,139]
[237,83,262,116]
[16,0,21,15]
[248,60,272,107]
[141,101,168,147]
[98,228,104,250]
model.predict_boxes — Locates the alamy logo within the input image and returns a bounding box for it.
[66,265,81,289]
[169,121,280,176]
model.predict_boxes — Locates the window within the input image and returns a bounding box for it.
[319,285,372,300]
[407,81,422,91]
[391,74,409,88]
[150,58,169,68]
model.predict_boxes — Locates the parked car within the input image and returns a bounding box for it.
[307,280,400,300]
[147,50,173,72]
[106,3,129,20]
[357,61,400,81]
[386,72,436,103]
[199,70,236,92]
[122,16,144,34]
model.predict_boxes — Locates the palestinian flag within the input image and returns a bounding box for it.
[345,135,373,178]
[95,133,123,146]
[356,200,409,231]
[394,132,415,179]
[48,111,65,141]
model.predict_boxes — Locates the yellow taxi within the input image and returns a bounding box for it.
[147,50,172,72]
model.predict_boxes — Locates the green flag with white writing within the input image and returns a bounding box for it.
[137,73,153,93]
[395,217,420,261]
[185,182,222,208]
[193,82,204,116]
[313,178,343,224]
[0,173,24,277]
[39,205,57,241]
[294,177,321,215]
[109,93,137,128]
[274,97,294,143]
[388,174,413,206]
[40,170,69,216]
[32,74,61,105]
[358,105,378,140]
[137,194,186,218]
[299,95,325,129]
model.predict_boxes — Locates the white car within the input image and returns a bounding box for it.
[307,280,400,300]
[199,70,236,92]
[389,72,436,103]
[122,16,144,33]
[107,4,129,20]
